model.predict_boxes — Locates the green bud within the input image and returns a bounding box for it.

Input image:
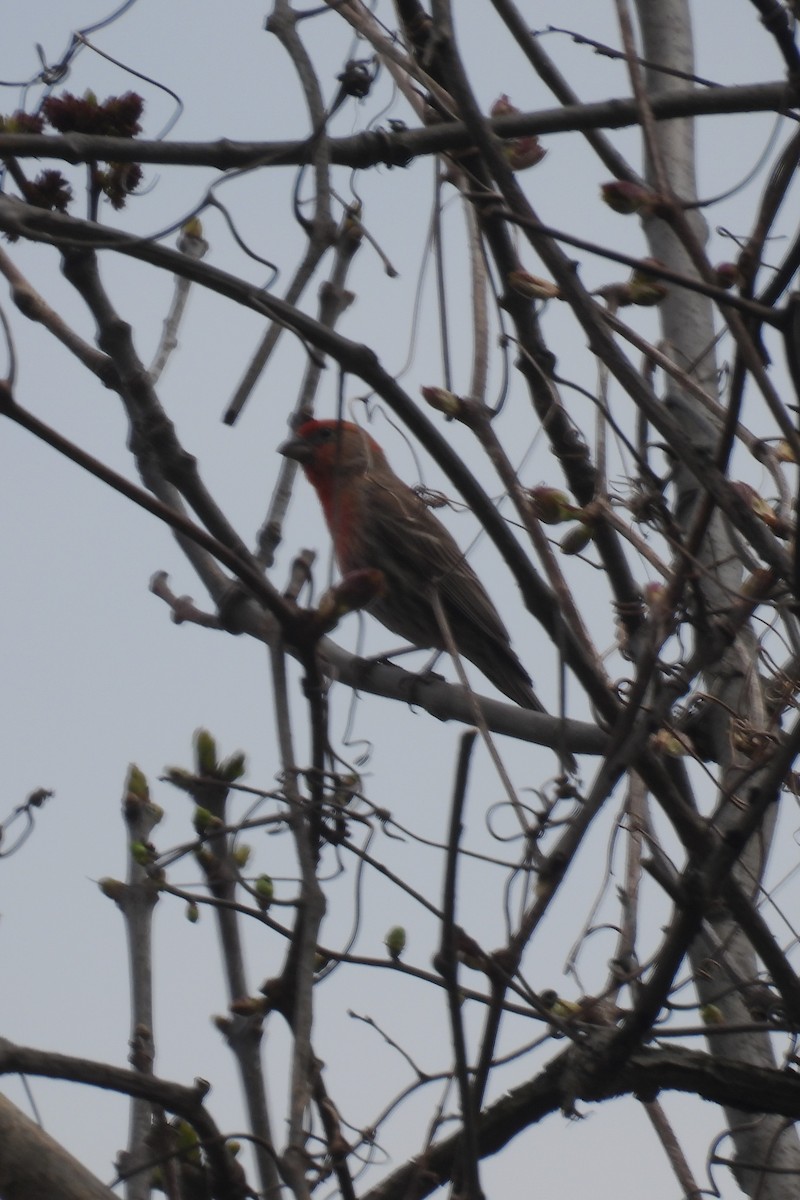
[173,1118,201,1163]
[232,844,251,869]
[126,765,150,802]
[385,926,407,960]
[628,260,669,306]
[164,767,195,793]
[194,846,215,871]
[194,728,217,775]
[193,806,221,834]
[255,874,274,909]
[559,523,594,555]
[220,750,246,782]
[541,989,581,1020]
[130,841,152,866]
[186,902,200,924]
[98,877,127,902]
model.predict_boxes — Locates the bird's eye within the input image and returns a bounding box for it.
[314,427,334,442]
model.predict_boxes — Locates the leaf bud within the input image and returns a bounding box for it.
[527,486,579,524]
[559,523,594,555]
[420,385,463,418]
[385,925,407,960]
[255,874,274,909]
[507,269,560,300]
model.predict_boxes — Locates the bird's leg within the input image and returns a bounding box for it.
[358,643,447,679]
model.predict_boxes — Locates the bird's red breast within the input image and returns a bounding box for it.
[280,420,386,572]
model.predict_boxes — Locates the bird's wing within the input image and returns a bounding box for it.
[360,479,514,644]
[357,477,546,714]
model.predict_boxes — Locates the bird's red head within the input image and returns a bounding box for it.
[279,420,389,548]
[279,419,386,488]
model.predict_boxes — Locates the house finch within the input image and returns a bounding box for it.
[280,419,545,712]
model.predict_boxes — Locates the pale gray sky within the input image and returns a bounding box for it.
[0,4,793,1197]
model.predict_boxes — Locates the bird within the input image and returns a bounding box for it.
[280,418,547,713]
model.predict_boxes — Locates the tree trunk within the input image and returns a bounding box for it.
[635,2,800,1194]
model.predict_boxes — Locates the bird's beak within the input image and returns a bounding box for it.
[278,435,311,464]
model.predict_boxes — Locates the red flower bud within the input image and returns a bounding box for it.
[713,262,744,290]
[643,581,668,611]
[601,180,655,214]
[490,94,518,118]
[732,482,787,533]
[739,568,775,601]
[527,486,578,524]
[0,110,44,134]
[489,95,546,171]
[505,135,546,171]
